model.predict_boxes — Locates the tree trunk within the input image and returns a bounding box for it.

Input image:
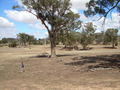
[83,45,87,50]
[49,32,56,57]
[112,40,115,48]
[51,42,56,57]
[112,42,115,48]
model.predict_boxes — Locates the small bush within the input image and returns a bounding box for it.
[0,44,4,47]
[8,42,17,48]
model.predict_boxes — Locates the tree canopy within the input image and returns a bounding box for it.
[17,33,36,46]
[104,28,118,48]
[80,22,96,49]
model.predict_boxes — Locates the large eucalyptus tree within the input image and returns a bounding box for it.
[14,0,81,57]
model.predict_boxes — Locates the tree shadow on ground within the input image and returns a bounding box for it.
[30,54,75,58]
[79,47,93,51]
[103,47,117,49]
[65,54,120,70]
[61,46,93,51]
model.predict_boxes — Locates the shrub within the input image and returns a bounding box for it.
[0,44,4,47]
[8,41,17,48]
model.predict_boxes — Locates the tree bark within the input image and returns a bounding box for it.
[83,46,86,50]
[49,32,56,57]
[112,42,115,48]
[112,39,115,48]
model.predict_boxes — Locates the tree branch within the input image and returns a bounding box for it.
[102,0,120,25]
[25,9,37,17]
[15,9,51,34]
[104,0,120,18]
[41,19,51,34]
[95,0,120,25]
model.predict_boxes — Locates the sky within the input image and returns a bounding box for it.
[0,0,120,39]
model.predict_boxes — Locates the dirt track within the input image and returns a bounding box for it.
[0,45,120,90]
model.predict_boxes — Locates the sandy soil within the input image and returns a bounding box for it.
[0,45,120,90]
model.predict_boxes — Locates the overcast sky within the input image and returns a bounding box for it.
[0,0,120,39]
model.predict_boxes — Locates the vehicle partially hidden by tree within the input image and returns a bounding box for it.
[80,22,96,50]
[104,28,118,48]
[36,38,50,45]
[13,0,81,57]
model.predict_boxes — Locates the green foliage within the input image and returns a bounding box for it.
[104,28,118,47]
[63,31,80,47]
[0,38,17,45]
[60,11,81,31]
[0,40,2,44]
[28,35,36,45]
[0,40,4,47]
[18,0,78,30]
[1,38,8,44]
[80,22,96,49]
[17,33,36,46]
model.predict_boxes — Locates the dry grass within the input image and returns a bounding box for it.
[0,45,120,90]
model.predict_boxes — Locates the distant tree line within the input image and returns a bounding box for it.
[0,27,119,49]
[0,33,51,47]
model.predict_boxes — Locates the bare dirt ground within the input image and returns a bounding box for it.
[0,45,120,90]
